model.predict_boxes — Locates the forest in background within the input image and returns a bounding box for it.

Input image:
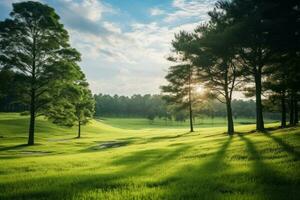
[0,92,281,121]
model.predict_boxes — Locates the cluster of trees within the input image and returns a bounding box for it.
[94,93,277,121]
[162,0,300,134]
[0,1,94,145]
[94,94,168,120]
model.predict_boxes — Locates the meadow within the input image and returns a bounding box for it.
[99,117,277,129]
[0,113,299,200]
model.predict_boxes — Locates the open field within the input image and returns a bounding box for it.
[0,113,300,200]
[99,117,278,129]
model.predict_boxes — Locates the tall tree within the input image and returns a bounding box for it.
[0,1,83,145]
[169,10,242,135]
[262,0,300,126]
[264,61,288,128]
[218,0,273,131]
[161,63,197,132]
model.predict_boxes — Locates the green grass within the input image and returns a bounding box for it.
[99,116,278,129]
[0,112,299,200]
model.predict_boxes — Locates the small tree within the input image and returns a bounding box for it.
[74,81,95,138]
[161,63,197,132]
[47,79,95,138]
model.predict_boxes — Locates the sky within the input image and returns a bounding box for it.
[0,0,217,96]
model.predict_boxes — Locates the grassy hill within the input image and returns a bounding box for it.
[0,113,299,200]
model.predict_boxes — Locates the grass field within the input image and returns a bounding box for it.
[0,113,299,200]
[99,117,278,129]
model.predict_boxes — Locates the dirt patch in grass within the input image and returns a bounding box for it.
[19,150,52,155]
[83,141,131,151]
[97,141,129,149]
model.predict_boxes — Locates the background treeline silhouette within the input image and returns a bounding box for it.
[0,92,280,120]
[92,94,280,120]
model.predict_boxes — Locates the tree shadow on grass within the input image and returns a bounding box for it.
[145,131,226,144]
[0,173,119,200]
[262,133,300,160]
[0,144,29,151]
[161,136,233,199]
[237,134,300,200]
[0,144,191,200]
[144,131,194,142]
[111,144,191,177]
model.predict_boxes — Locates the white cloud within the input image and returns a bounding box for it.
[150,8,165,16]
[164,0,216,23]
[0,0,216,95]
[103,22,122,34]
[60,0,113,22]
[89,71,166,96]
[0,0,41,7]
[67,13,204,94]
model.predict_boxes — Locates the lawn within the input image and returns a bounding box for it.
[99,116,278,129]
[0,113,299,200]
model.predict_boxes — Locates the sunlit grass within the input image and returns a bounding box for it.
[0,113,299,200]
[99,116,278,129]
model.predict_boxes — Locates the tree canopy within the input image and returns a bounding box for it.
[0,1,88,145]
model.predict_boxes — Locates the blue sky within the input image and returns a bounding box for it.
[0,0,217,95]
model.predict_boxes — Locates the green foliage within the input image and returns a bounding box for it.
[164,5,244,134]
[161,64,195,107]
[0,1,85,144]
[163,0,300,132]
[94,94,168,119]
[46,79,95,137]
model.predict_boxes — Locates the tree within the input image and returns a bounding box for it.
[261,0,300,127]
[93,94,168,119]
[161,31,200,132]
[192,22,241,135]
[47,79,95,138]
[169,10,242,135]
[264,60,291,128]
[73,81,95,138]
[216,0,273,131]
[0,1,83,145]
[161,63,197,132]
[0,68,14,100]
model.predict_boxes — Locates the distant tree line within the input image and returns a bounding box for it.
[94,94,168,120]
[1,91,281,121]
[162,0,300,134]
[93,93,280,121]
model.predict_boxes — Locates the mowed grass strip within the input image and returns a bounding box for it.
[0,113,299,200]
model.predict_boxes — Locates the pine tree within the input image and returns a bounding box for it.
[0,1,83,145]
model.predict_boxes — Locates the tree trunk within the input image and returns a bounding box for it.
[281,91,286,128]
[28,34,36,146]
[188,88,194,132]
[223,64,234,135]
[188,69,194,132]
[294,95,298,124]
[289,93,294,125]
[189,99,194,132]
[77,121,81,138]
[28,91,35,145]
[254,67,265,131]
[226,100,234,135]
